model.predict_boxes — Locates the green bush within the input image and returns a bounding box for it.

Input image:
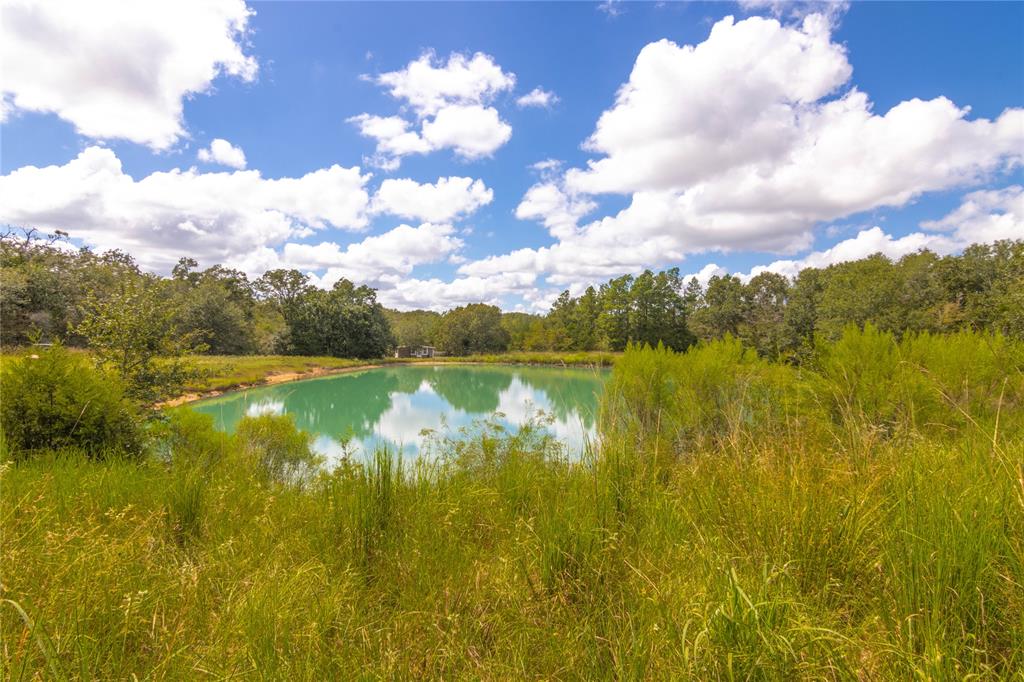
[235,413,320,485]
[155,408,232,471]
[0,344,141,458]
[813,325,1024,437]
[602,338,817,459]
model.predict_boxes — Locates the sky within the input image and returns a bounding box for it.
[1,0,1022,312]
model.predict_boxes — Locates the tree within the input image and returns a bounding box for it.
[598,275,634,351]
[285,279,393,358]
[385,309,441,347]
[628,269,692,350]
[75,278,202,403]
[171,257,201,285]
[501,312,540,351]
[546,291,579,351]
[255,268,312,311]
[172,264,259,355]
[571,286,601,350]
[782,267,824,359]
[943,240,1024,336]
[816,255,901,339]
[742,272,789,358]
[689,274,747,341]
[434,304,510,356]
[177,280,257,355]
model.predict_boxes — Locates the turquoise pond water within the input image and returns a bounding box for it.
[191,364,608,464]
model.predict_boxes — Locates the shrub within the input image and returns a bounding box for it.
[0,344,141,458]
[235,413,320,485]
[154,408,232,471]
[602,338,817,460]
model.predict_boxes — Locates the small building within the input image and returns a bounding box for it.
[395,345,436,358]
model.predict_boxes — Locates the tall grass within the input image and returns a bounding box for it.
[2,326,1021,678]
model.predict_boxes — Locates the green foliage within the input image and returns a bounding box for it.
[814,324,1024,437]
[434,303,510,355]
[603,338,812,462]
[171,261,260,355]
[689,274,747,340]
[5,227,1021,376]
[384,309,441,348]
[155,408,232,471]
[524,270,694,353]
[284,279,393,358]
[0,343,141,458]
[742,271,790,358]
[500,311,539,350]
[599,269,693,351]
[234,413,321,485]
[75,278,202,402]
[1,228,143,346]
[684,239,1024,360]
[254,267,311,311]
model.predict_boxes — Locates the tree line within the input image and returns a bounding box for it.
[390,240,1022,358]
[2,228,1021,361]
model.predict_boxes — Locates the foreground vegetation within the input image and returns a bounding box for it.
[3,326,1021,678]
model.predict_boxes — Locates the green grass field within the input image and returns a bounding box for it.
[2,329,1021,679]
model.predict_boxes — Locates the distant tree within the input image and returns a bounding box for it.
[501,312,540,351]
[169,263,260,355]
[385,309,441,347]
[742,272,789,358]
[682,277,703,314]
[572,286,602,350]
[943,240,1024,336]
[434,304,510,356]
[4,222,1022,369]
[816,255,901,339]
[255,269,312,311]
[522,318,557,351]
[782,267,824,359]
[171,257,201,285]
[177,280,256,355]
[628,269,693,350]
[285,279,392,358]
[598,275,634,351]
[690,274,747,341]
[547,291,579,351]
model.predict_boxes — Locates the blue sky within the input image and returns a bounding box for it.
[1,1,1021,311]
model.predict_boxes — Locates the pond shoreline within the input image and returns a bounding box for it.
[160,356,614,408]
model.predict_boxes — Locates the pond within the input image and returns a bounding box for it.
[191,364,608,465]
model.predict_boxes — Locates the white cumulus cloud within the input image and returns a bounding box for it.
[371,176,493,223]
[463,13,1023,298]
[0,0,257,150]
[198,138,247,169]
[374,50,515,117]
[350,51,515,168]
[713,186,1024,282]
[515,182,596,239]
[920,185,1024,245]
[516,87,559,109]
[287,223,465,289]
[0,146,371,272]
